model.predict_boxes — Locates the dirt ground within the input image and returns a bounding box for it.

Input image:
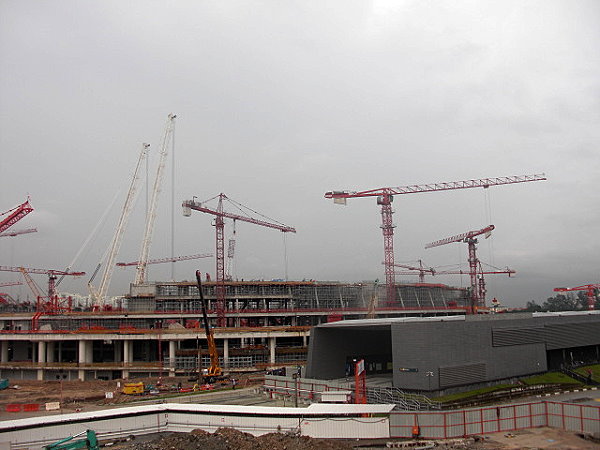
[110,426,600,450]
[116,427,354,450]
[479,427,600,449]
[0,375,256,416]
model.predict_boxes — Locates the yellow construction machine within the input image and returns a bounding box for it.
[196,270,225,383]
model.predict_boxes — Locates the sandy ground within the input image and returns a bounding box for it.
[480,427,599,449]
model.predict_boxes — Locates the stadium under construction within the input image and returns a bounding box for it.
[0,280,469,382]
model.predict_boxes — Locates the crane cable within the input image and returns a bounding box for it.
[57,188,123,288]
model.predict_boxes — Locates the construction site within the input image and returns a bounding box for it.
[0,117,598,448]
[0,116,552,383]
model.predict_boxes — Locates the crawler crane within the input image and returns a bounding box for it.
[195,270,225,383]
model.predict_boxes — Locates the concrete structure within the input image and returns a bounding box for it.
[0,280,469,381]
[306,311,600,392]
[0,402,395,447]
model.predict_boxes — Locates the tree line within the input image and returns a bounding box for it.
[523,290,599,312]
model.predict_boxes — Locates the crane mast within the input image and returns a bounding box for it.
[425,225,496,313]
[135,114,176,285]
[89,143,150,307]
[183,193,296,326]
[325,174,546,304]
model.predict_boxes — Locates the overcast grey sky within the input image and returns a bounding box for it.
[1,1,599,307]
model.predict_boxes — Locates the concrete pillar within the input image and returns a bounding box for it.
[122,340,132,379]
[168,341,176,377]
[37,341,46,381]
[223,338,229,368]
[303,335,308,347]
[38,341,47,364]
[1,341,8,363]
[57,341,63,363]
[47,342,55,363]
[269,337,276,364]
[78,340,88,381]
[78,340,86,364]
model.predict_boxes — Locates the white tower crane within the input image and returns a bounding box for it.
[89,143,150,306]
[135,114,176,285]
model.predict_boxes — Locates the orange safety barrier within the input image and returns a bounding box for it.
[5,404,21,412]
[23,403,40,412]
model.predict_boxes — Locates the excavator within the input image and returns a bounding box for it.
[195,270,225,383]
[44,430,98,449]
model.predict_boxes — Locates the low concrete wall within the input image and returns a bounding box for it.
[0,403,392,448]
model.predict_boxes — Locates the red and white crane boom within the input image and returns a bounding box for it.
[117,253,212,267]
[389,261,435,283]
[135,114,176,285]
[183,193,296,326]
[325,174,546,304]
[89,143,150,306]
[0,266,85,276]
[425,225,498,313]
[0,198,33,234]
[554,284,599,311]
[0,227,37,238]
[425,225,495,249]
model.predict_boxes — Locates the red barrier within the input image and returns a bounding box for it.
[23,403,40,412]
[5,404,21,412]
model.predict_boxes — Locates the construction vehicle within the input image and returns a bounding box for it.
[121,382,145,395]
[196,270,225,383]
[44,429,99,450]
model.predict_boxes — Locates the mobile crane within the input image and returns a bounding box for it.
[196,270,225,383]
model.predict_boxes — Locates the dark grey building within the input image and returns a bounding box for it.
[305,312,600,392]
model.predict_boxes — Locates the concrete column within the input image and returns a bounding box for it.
[122,340,132,379]
[36,341,46,381]
[57,341,63,363]
[47,342,55,363]
[303,335,308,347]
[78,340,86,364]
[168,341,176,377]
[223,338,229,368]
[269,337,276,364]
[38,341,47,364]
[78,340,88,381]
[1,341,8,363]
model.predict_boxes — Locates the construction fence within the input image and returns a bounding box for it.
[390,401,600,438]
[263,376,600,438]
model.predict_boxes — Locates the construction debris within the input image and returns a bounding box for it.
[117,427,353,450]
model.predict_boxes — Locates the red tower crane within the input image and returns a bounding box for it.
[183,193,296,326]
[425,225,509,313]
[325,174,546,304]
[0,266,85,314]
[116,253,212,267]
[554,284,599,311]
[0,198,33,234]
[390,261,435,283]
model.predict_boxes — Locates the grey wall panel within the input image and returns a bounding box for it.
[492,327,545,346]
[544,322,600,350]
